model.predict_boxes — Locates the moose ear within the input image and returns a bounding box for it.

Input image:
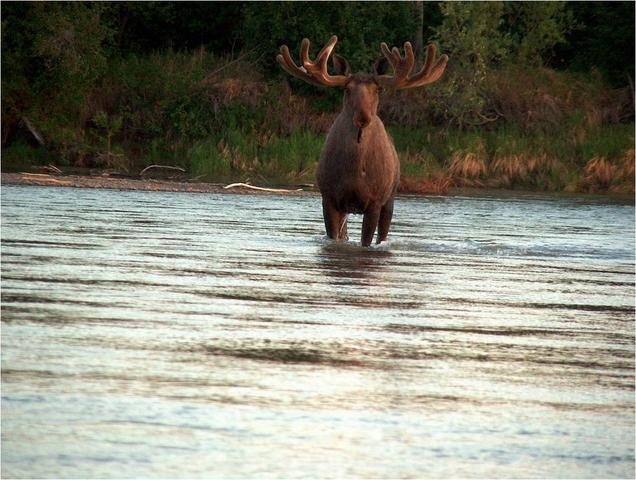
[331,54,351,76]
[373,57,391,76]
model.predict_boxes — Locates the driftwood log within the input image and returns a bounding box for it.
[223,182,302,193]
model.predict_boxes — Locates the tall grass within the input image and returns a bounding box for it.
[188,129,324,184]
[260,130,323,180]
[189,138,232,180]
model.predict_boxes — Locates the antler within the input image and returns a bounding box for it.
[277,35,350,88]
[376,42,448,90]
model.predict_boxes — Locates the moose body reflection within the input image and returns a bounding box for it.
[277,36,448,246]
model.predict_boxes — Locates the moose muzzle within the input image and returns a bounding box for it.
[354,113,371,143]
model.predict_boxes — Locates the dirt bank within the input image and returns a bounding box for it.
[1,172,316,196]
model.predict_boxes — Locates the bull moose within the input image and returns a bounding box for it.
[277,36,448,246]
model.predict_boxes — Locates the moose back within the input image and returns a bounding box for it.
[277,36,447,246]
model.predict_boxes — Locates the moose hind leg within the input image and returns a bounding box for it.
[322,198,348,241]
[361,206,381,247]
[376,198,394,244]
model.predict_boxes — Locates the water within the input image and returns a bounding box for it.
[1,184,634,479]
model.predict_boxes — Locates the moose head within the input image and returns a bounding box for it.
[277,36,448,246]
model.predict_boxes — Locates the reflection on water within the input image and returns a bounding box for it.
[1,185,634,479]
[318,242,392,284]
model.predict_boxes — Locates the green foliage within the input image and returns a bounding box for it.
[435,2,509,73]
[31,3,113,86]
[1,1,633,193]
[107,50,213,141]
[93,112,122,144]
[260,130,324,178]
[389,126,435,154]
[2,2,113,164]
[189,138,233,180]
[242,1,418,72]
[430,2,507,128]
[558,2,635,84]
[188,128,324,183]
[576,123,635,162]
[388,125,442,175]
[431,2,576,129]
[1,142,54,171]
[505,3,575,66]
[166,92,216,140]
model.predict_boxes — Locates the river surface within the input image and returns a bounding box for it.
[1,184,634,479]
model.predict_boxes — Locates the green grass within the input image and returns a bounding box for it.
[187,128,324,183]
[1,142,55,171]
[188,138,232,180]
[389,121,634,193]
[260,130,323,180]
[575,123,634,162]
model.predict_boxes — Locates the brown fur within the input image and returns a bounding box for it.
[316,75,399,246]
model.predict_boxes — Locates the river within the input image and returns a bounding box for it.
[1,184,634,478]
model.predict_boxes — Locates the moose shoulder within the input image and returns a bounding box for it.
[277,36,448,246]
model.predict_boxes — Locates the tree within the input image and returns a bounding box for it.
[2,2,113,157]
[431,2,508,128]
[558,2,635,86]
[241,2,418,72]
[430,1,576,128]
[504,2,575,67]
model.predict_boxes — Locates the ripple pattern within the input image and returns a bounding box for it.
[2,185,634,478]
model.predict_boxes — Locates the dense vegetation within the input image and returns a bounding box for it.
[2,2,634,193]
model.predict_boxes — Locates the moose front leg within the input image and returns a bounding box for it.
[361,206,381,247]
[376,198,394,244]
[322,198,348,241]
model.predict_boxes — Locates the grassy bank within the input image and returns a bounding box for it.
[2,49,634,195]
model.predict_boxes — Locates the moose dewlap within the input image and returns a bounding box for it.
[277,36,448,246]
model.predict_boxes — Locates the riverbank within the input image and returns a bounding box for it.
[3,55,633,196]
[2,160,457,195]
[0,172,316,196]
[0,171,450,196]
[4,171,634,205]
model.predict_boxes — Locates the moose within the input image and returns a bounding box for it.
[277,36,448,246]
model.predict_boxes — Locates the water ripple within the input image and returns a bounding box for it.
[1,185,634,479]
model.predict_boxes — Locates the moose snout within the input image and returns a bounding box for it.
[354,113,371,129]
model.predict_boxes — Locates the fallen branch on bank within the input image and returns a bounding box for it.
[42,164,63,175]
[22,117,45,146]
[139,164,186,176]
[223,182,303,193]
